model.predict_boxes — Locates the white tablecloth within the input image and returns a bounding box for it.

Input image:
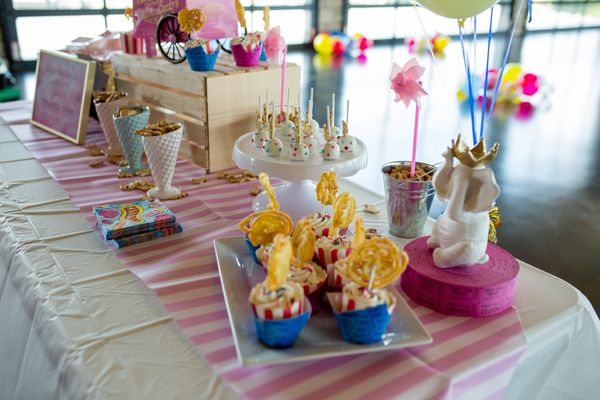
[1,120,598,399]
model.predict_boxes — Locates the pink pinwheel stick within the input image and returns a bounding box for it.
[410,103,420,178]
[280,50,287,114]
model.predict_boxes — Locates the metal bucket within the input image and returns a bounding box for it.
[382,161,436,238]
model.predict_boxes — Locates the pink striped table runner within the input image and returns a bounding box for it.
[3,104,526,400]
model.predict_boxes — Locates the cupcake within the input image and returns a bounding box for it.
[256,242,273,267]
[239,209,292,264]
[327,257,351,292]
[314,192,357,268]
[327,237,409,345]
[250,235,310,348]
[310,171,339,238]
[239,173,292,263]
[308,212,334,238]
[328,283,396,345]
[288,262,327,314]
[328,215,365,291]
[315,235,352,268]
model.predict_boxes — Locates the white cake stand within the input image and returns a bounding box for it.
[232,132,368,221]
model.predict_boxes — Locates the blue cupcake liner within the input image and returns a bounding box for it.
[185,46,219,72]
[328,293,392,344]
[243,235,261,264]
[254,300,311,348]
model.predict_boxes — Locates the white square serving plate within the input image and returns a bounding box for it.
[214,237,433,367]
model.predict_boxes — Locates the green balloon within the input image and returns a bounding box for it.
[416,0,498,19]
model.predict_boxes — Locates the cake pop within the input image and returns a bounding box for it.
[278,88,296,140]
[288,102,309,161]
[321,106,341,161]
[263,102,283,157]
[338,99,356,153]
[252,94,270,148]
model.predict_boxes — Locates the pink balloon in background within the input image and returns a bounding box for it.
[359,36,372,52]
[522,73,538,84]
[516,101,534,119]
[264,26,287,65]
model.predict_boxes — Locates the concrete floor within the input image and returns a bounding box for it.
[286,29,600,314]
[13,29,599,313]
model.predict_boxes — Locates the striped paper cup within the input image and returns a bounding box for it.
[315,243,351,269]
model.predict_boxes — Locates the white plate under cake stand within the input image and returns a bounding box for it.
[232,131,368,220]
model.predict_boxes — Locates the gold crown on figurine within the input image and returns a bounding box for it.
[451,134,499,167]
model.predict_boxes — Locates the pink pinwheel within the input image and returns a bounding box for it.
[390,58,428,108]
[264,26,287,65]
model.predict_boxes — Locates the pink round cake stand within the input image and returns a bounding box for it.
[401,236,520,317]
[232,131,368,221]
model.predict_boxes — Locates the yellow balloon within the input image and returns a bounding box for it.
[313,33,333,55]
[502,64,522,82]
[416,0,497,19]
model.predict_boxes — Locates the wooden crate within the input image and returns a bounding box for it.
[112,52,301,172]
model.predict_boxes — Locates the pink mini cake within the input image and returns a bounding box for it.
[288,262,328,314]
[315,235,352,268]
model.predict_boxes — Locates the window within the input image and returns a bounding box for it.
[346,0,600,41]
[241,1,314,45]
[346,1,512,40]
[528,0,600,30]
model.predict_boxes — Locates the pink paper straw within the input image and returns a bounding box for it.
[410,104,420,178]
[280,50,287,114]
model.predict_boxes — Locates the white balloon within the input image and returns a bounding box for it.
[416,0,498,19]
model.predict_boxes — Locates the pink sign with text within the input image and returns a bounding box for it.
[31,50,95,144]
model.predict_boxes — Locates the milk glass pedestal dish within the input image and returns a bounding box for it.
[232,131,368,221]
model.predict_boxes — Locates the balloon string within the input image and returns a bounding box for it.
[458,22,477,146]
[411,0,465,136]
[480,6,494,140]
[485,0,526,131]
[473,16,477,133]
[410,103,420,178]
[280,50,287,114]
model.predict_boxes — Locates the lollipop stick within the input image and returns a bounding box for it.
[368,265,377,291]
[331,93,336,128]
[346,99,350,124]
